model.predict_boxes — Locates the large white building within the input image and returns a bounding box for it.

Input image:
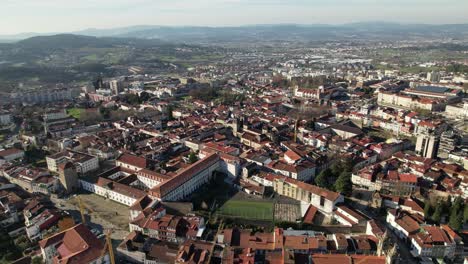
[150,153,220,201]
[46,150,99,174]
[273,176,344,216]
[415,134,439,159]
[43,109,68,121]
[80,177,146,206]
[445,102,468,119]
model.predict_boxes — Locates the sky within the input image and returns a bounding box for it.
[1,0,468,35]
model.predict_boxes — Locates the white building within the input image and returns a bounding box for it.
[0,113,12,125]
[273,176,343,216]
[43,109,68,121]
[150,153,220,201]
[445,102,468,119]
[80,177,146,206]
[46,150,99,174]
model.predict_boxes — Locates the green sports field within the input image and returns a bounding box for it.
[67,108,85,119]
[217,200,274,221]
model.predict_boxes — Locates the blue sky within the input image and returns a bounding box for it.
[1,0,467,34]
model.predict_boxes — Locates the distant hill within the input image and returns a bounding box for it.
[4,22,468,44]
[3,23,468,44]
[0,34,217,90]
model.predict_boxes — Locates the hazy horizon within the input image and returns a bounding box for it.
[2,0,468,35]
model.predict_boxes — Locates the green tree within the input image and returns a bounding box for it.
[335,171,352,196]
[330,161,342,177]
[99,106,110,119]
[464,205,468,224]
[315,168,332,189]
[188,152,198,164]
[432,202,444,223]
[31,257,43,264]
[449,210,463,231]
[424,201,433,219]
[139,92,151,102]
[0,232,21,262]
[166,105,174,121]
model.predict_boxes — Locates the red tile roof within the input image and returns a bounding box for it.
[281,177,342,202]
[150,153,219,199]
[0,148,23,158]
[96,177,146,199]
[39,224,105,264]
[303,205,318,224]
[117,154,148,170]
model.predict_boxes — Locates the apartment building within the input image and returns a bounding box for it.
[39,224,109,264]
[46,150,99,174]
[410,225,457,260]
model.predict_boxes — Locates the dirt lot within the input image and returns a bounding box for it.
[51,192,130,249]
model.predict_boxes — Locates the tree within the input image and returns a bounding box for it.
[449,210,463,231]
[315,168,332,189]
[330,162,341,177]
[449,196,464,231]
[166,105,174,121]
[188,152,198,164]
[335,171,352,196]
[464,204,468,224]
[330,158,353,177]
[432,202,444,223]
[99,106,110,119]
[424,201,433,219]
[139,92,151,102]
[31,257,43,264]
[450,196,463,214]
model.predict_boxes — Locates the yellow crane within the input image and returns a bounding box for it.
[105,229,116,264]
[98,229,115,264]
[76,197,114,264]
[77,197,87,226]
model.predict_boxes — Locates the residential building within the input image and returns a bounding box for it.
[39,223,109,264]
[416,134,439,159]
[410,225,457,260]
[0,148,25,163]
[46,150,99,174]
[438,130,459,159]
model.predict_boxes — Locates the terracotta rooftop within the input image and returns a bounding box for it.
[150,153,219,199]
[117,154,148,170]
[38,223,105,264]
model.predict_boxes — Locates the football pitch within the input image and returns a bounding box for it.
[217,200,274,221]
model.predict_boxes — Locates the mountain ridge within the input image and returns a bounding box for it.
[2,22,468,43]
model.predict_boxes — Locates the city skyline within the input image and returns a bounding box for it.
[2,0,468,35]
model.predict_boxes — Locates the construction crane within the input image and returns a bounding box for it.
[105,229,116,264]
[206,220,224,264]
[77,197,115,264]
[77,197,87,226]
[99,229,115,264]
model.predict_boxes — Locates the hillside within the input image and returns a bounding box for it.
[0,34,223,91]
[76,23,468,44]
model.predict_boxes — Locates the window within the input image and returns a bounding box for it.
[320,196,325,207]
